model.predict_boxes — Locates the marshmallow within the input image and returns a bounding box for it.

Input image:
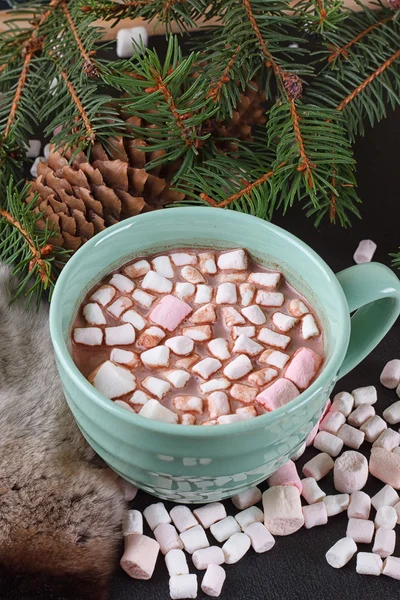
[181,265,205,284]
[131,390,152,405]
[207,392,230,419]
[319,411,346,435]
[241,305,266,325]
[208,338,231,360]
[124,259,150,278]
[139,399,178,423]
[301,314,320,339]
[201,564,226,597]
[375,506,397,529]
[285,347,323,390]
[360,415,387,442]
[302,453,334,481]
[176,354,200,369]
[180,413,196,425]
[257,327,290,349]
[331,391,354,416]
[245,521,275,553]
[255,290,284,307]
[173,395,203,414]
[200,378,231,393]
[236,406,257,419]
[119,479,137,501]
[105,323,135,346]
[182,326,212,341]
[371,485,399,510]
[305,422,320,447]
[323,494,350,516]
[165,370,191,389]
[314,431,344,457]
[259,349,290,369]
[337,424,365,449]
[116,25,148,58]
[122,309,146,330]
[169,574,198,600]
[217,249,248,271]
[83,302,106,325]
[346,518,374,543]
[302,502,328,529]
[222,307,245,327]
[123,510,143,536]
[180,524,210,554]
[216,283,237,304]
[347,403,375,427]
[397,383,400,398]
[267,460,302,493]
[210,516,241,543]
[288,299,309,317]
[194,285,213,304]
[223,355,253,380]
[356,552,382,576]
[192,546,224,570]
[383,401,400,425]
[256,379,299,412]
[150,295,192,331]
[74,327,103,345]
[272,312,298,332]
[230,383,258,404]
[143,502,172,531]
[142,270,173,294]
[136,326,166,349]
[154,523,183,555]
[380,359,400,389]
[193,358,222,380]
[111,348,139,367]
[373,428,400,450]
[291,442,306,461]
[120,534,159,580]
[132,289,155,308]
[333,451,368,493]
[373,528,396,558]
[165,336,194,356]
[235,506,264,531]
[175,282,195,300]
[199,252,217,274]
[239,283,256,307]
[383,556,400,580]
[151,255,174,278]
[348,491,371,519]
[231,487,262,510]
[232,325,256,339]
[248,272,281,288]
[353,239,377,264]
[165,549,189,576]
[190,304,217,324]
[90,284,116,306]
[194,503,227,529]
[301,478,326,504]
[392,447,400,456]
[171,253,197,267]
[233,334,263,356]
[221,274,249,284]
[89,361,136,398]
[109,273,135,293]
[262,486,304,535]
[141,345,170,368]
[170,506,198,533]
[352,385,377,407]
[114,400,135,412]
[222,532,251,563]
[248,368,278,386]
[25,139,41,158]
[325,537,357,569]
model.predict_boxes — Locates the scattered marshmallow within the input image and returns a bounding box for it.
[165,549,189,577]
[325,537,357,569]
[193,357,222,380]
[346,518,374,543]
[165,336,194,356]
[331,391,354,416]
[239,283,256,307]
[314,431,343,457]
[142,270,173,294]
[143,502,171,531]
[323,494,350,516]
[262,486,304,536]
[301,478,326,504]
[165,370,191,389]
[152,256,174,279]
[120,534,159,580]
[194,285,213,304]
[83,303,106,325]
[190,304,217,324]
[139,399,177,423]
[131,390,152,405]
[173,395,203,414]
[353,239,377,264]
[301,314,320,340]
[302,453,334,481]
[182,325,212,341]
[171,253,197,266]
[116,26,148,58]
[132,289,155,308]
[302,502,328,529]
[288,299,309,317]
[180,524,210,554]
[337,424,365,450]
[109,273,135,293]
[241,305,266,325]
[233,334,263,357]
[208,338,230,360]
[319,411,346,435]
[175,282,196,300]
[369,447,400,489]
[223,355,253,380]
[272,312,298,332]
[217,249,248,271]
[348,491,371,520]
[170,506,198,533]
[199,252,217,274]
[154,523,183,555]
[259,349,290,369]
[192,546,224,570]
[89,361,136,398]
[255,290,284,307]
[137,326,166,349]
[122,309,146,330]
[193,503,227,529]
[248,272,281,289]
[141,346,170,368]
[383,401,400,425]
[333,451,368,493]
[383,556,400,580]
[375,506,397,529]
[25,139,41,158]
[90,285,116,306]
[291,442,306,461]
[222,532,251,563]
[373,428,400,450]
[108,296,134,318]
[200,378,231,393]
[352,386,377,407]
[380,359,400,389]
[111,348,138,367]
[123,510,143,536]
[245,521,275,553]
[201,564,226,597]
[257,327,291,349]
[285,347,323,390]
[207,392,230,419]
[169,574,198,600]
[347,403,375,427]
[73,327,103,346]
[230,384,258,404]
[232,325,256,339]
[150,295,192,331]
[210,516,240,543]
[181,266,205,284]
[360,415,387,442]
[216,283,237,305]
[267,460,302,493]
[256,378,299,412]
[235,506,264,531]
[371,485,399,510]
[373,528,396,558]
[356,552,382,576]
[248,368,278,386]
[231,487,262,510]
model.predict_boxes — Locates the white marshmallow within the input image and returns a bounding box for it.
[291,442,306,461]
[301,477,326,504]
[89,361,136,398]
[137,326,165,349]
[141,346,170,368]
[30,156,43,177]
[222,307,245,327]
[142,378,171,399]
[180,413,196,425]
[248,272,281,288]
[208,338,230,360]
[108,296,133,318]
[323,494,350,516]
[259,349,290,369]
[256,291,284,307]
[83,302,106,325]
[111,348,138,367]
[235,506,264,531]
[222,532,251,563]
[25,139,41,158]
[169,574,198,600]
[180,524,210,554]
[139,399,177,423]
[199,252,217,274]
[217,411,255,424]
[173,395,203,414]
[210,516,241,543]
[301,314,320,339]
[239,283,256,307]
[200,378,231,393]
[262,486,304,535]
[193,358,222,380]
[151,256,174,279]
[393,447,400,457]
[313,431,343,457]
[132,289,155,308]
[373,428,400,450]
[352,385,377,407]
[124,259,150,278]
[194,285,213,304]
[356,552,382,576]
[397,383,400,398]
[230,384,258,404]
[170,506,198,533]
[192,546,224,570]
[182,325,212,341]
[257,327,291,349]
[171,253,197,266]
[272,312,298,332]
[122,309,146,330]
[181,266,205,284]
[380,359,400,389]
[346,518,374,543]
[331,391,354,416]
[347,403,375,427]
[207,392,230,419]
[144,502,172,531]
[375,506,397,529]
[325,537,357,568]
[142,270,173,294]
[353,239,377,264]
[175,282,195,300]
[348,491,371,519]
[383,401,400,425]
[105,323,135,346]
[217,249,247,271]
[73,327,103,345]
[360,415,387,442]
[114,400,135,412]
[382,556,400,580]
[90,284,116,306]
[194,503,227,529]
[241,305,266,325]
[373,528,396,558]
[154,523,183,555]
[232,325,256,339]
[165,370,191,389]
[123,510,143,536]
[319,411,346,435]
[109,273,135,293]
[333,451,368,493]
[116,25,148,58]
[221,273,248,284]
[223,355,253,380]
[201,564,226,597]
[165,336,194,356]
[371,485,399,510]
[302,453,334,480]
[302,502,328,529]
[248,368,278,386]
[233,334,263,357]
[165,549,189,577]
[337,424,365,449]
[245,521,275,552]
[131,390,152,405]
[216,283,237,304]
[190,304,216,324]
[288,299,309,317]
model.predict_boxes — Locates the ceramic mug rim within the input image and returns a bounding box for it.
[49,208,350,438]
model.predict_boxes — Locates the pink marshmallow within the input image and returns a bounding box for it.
[382,556,400,580]
[284,347,323,390]
[149,295,192,332]
[267,460,302,493]
[306,399,331,446]
[120,534,160,580]
[346,518,374,543]
[373,528,396,558]
[256,379,299,412]
[369,448,400,489]
[302,502,328,529]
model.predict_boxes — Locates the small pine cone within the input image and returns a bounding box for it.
[283,72,303,100]
[83,59,99,78]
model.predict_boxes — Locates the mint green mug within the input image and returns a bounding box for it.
[49,208,400,503]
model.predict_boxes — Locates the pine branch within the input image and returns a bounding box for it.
[61,0,99,76]
[327,15,393,62]
[59,69,96,143]
[206,44,241,103]
[293,0,348,32]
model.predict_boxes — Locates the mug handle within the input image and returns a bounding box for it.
[336,262,400,379]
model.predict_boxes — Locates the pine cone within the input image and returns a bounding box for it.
[213,82,266,142]
[26,117,184,252]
